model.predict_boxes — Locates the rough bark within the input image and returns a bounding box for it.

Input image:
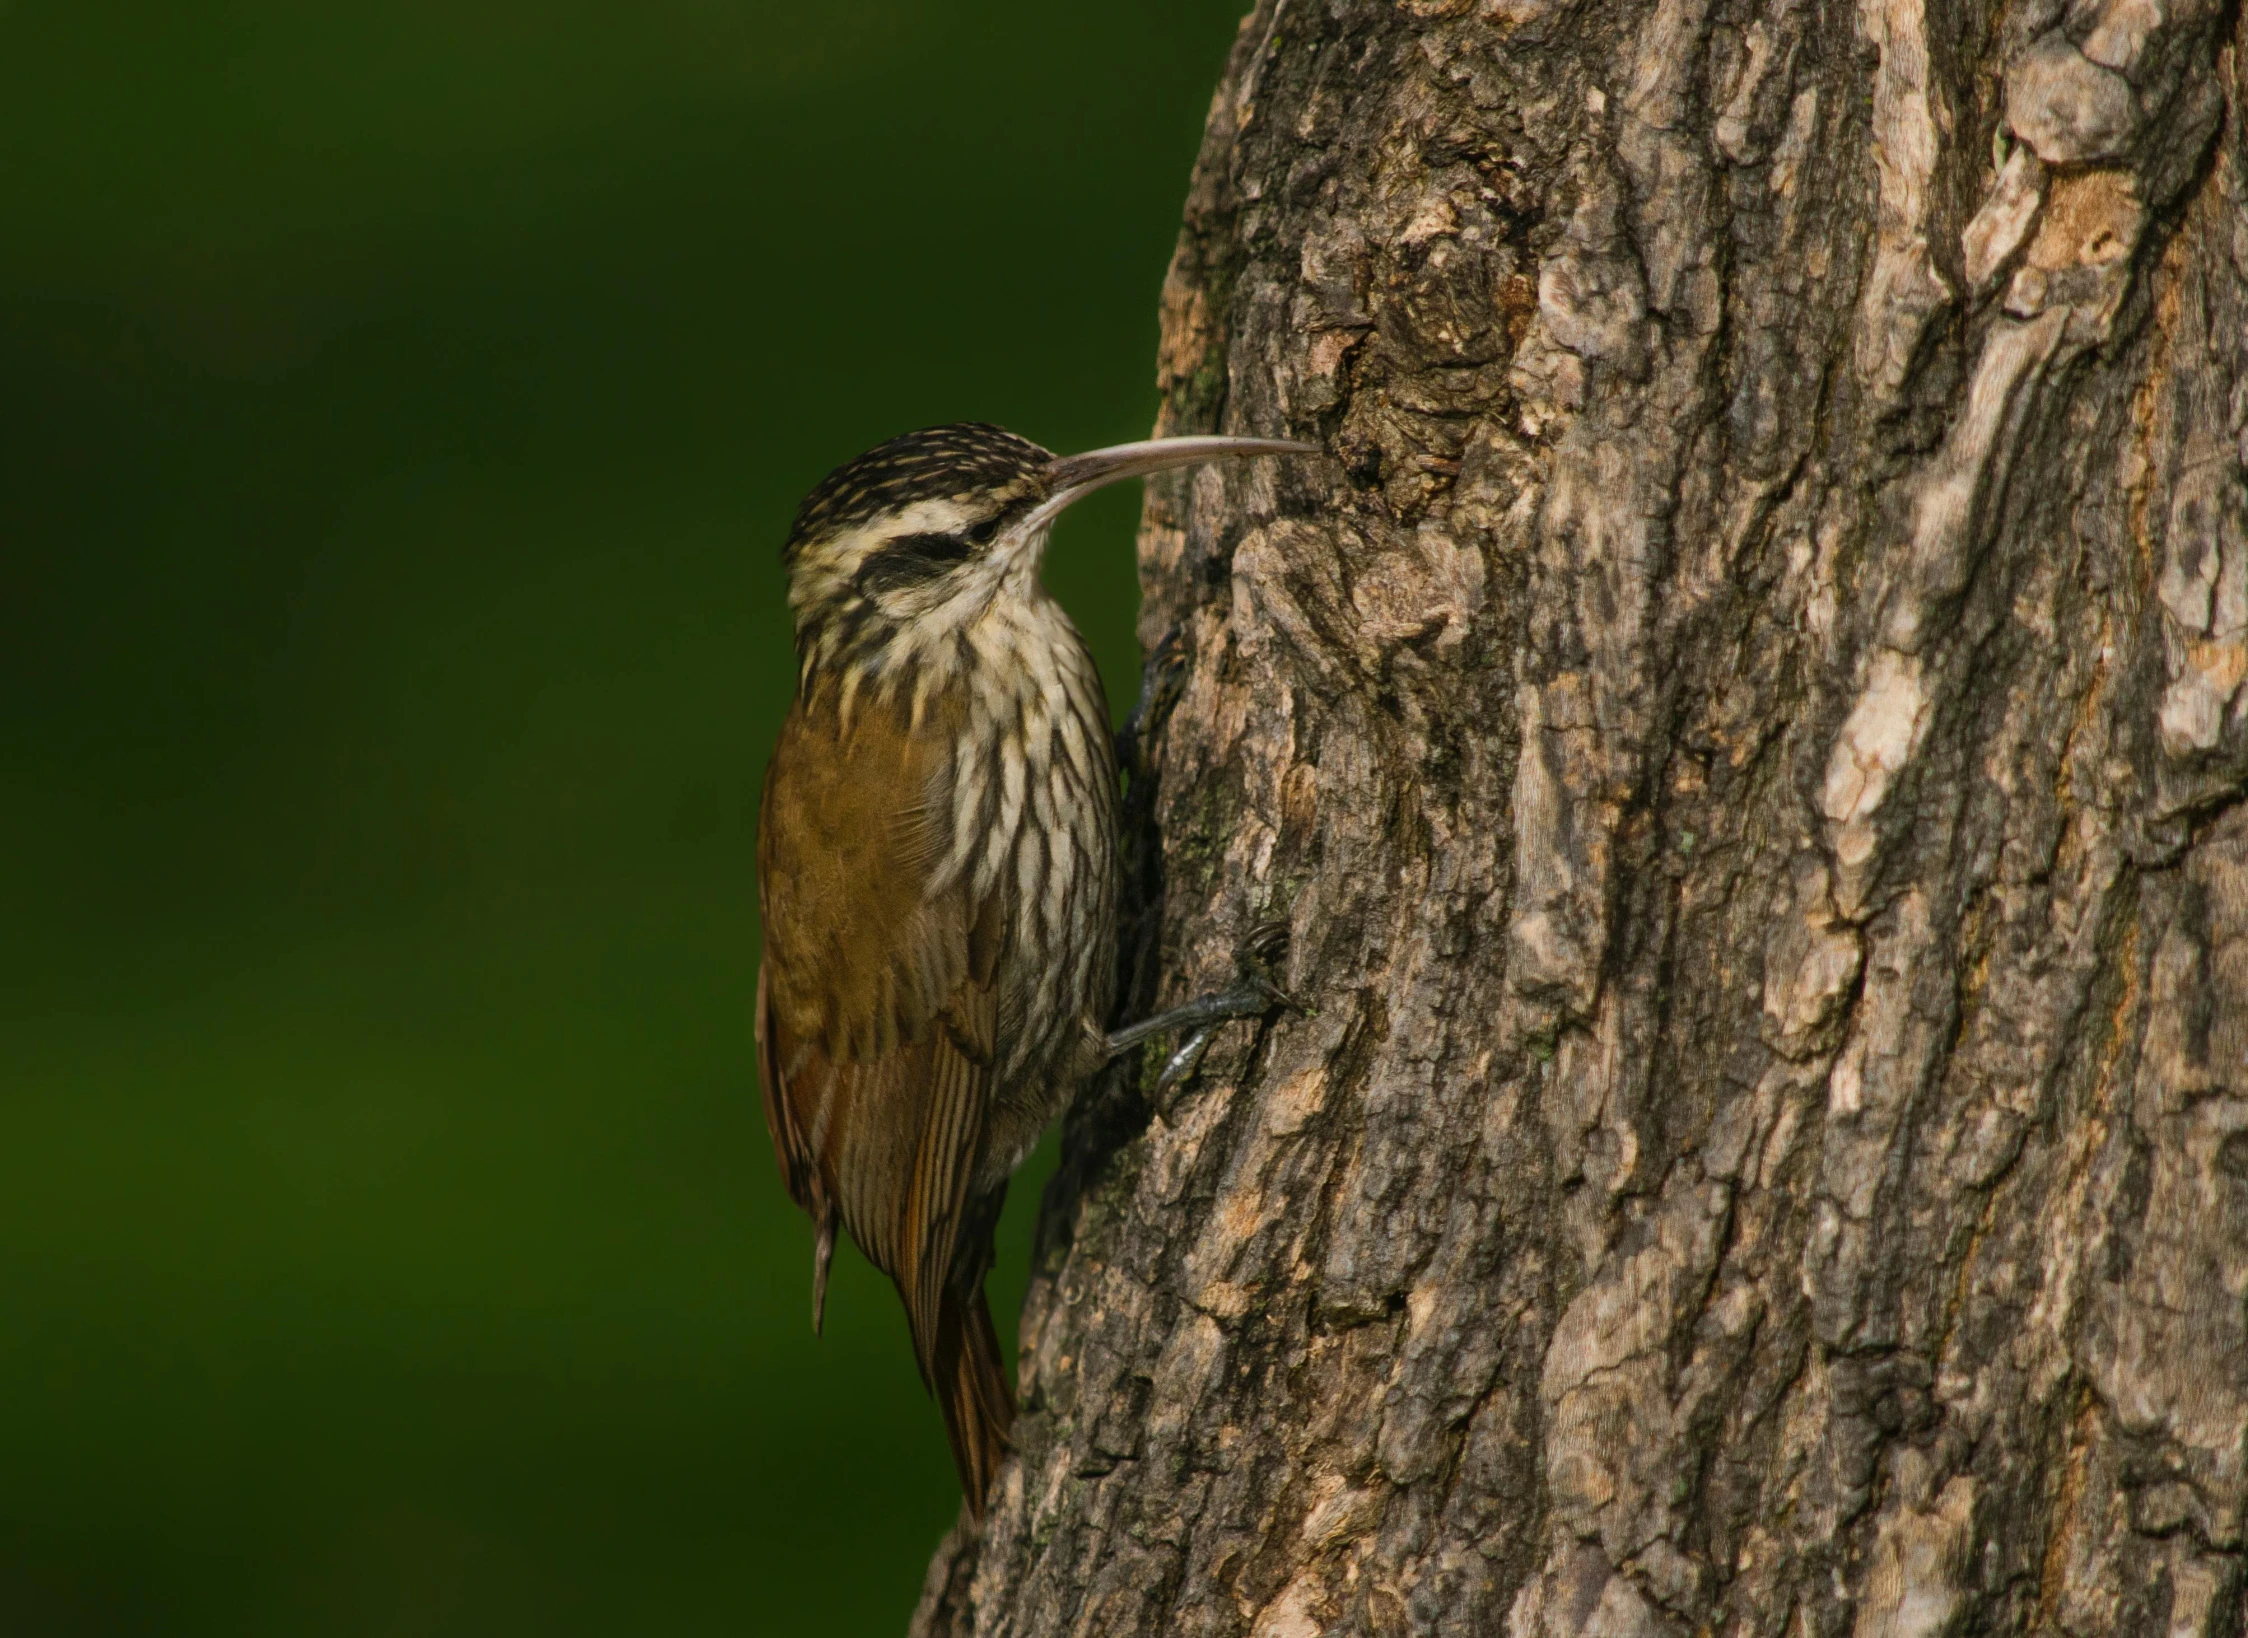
[915,0,2248,1631]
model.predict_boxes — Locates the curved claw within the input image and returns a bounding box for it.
[1154,1024,1220,1104]
[1252,974,1316,1019]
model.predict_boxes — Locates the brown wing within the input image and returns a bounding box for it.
[756,980,993,1368]
[753,687,1013,1506]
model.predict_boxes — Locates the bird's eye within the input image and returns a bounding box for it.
[857,530,975,592]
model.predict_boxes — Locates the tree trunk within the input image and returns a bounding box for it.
[914,0,2248,1630]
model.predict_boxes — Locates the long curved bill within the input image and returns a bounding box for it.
[1026,435,1319,534]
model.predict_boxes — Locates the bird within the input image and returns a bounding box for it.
[754,421,1314,1515]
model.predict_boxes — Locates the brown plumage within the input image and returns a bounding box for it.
[754,422,1311,1513]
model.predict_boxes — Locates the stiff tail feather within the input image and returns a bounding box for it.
[932,1281,1014,1517]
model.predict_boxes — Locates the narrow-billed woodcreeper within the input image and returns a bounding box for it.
[756,422,1312,1513]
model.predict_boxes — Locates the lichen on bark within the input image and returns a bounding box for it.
[915,1,2248,1633]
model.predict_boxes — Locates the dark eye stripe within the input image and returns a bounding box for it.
[857,531,974,592]
[890,530,978,564]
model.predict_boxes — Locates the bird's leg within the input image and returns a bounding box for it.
[1102,978,1288,1058]
[1101,922,1308,1105]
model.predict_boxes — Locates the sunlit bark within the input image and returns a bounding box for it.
[917,0,2248,1630]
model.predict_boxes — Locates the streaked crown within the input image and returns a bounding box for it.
[786,423,1054,570]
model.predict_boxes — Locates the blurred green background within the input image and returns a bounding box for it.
[0,3,1244,1631]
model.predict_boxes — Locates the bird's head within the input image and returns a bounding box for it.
[781,421,1313,686]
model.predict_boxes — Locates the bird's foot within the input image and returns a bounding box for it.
[1114,628,1186,778]
[1102,922,1309,1109]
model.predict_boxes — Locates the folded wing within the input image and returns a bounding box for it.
[753,689,1014,1509]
